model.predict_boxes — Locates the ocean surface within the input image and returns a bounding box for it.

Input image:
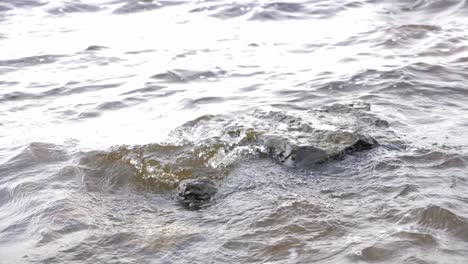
[1,0,468,263]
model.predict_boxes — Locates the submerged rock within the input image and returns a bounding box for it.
[168,103,393,169]
[343,136,378,154]
[291,145,330,166]
[263,134,379,167]
[177,179,217,209]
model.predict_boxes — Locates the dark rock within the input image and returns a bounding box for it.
[263,134,379,167]
[293,146,330,166]
[177,179,217,209]
[343,136,378,154]
[269,145,329,166]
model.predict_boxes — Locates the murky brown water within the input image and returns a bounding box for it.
[1,0,468,263]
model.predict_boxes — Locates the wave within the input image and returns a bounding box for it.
[402,0,468,14]
[46,1,102,14]
[112,0,186,14]
[190,0,353,20]
[150,68,226,83]
[70,103,394,194]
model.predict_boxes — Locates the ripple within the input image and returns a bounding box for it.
[0,4,12,12]
[151,69,225,83]
[122,96,147,104]
[191,3,254,19]
[181,96,239,109]
[0,143,69,175]
[417,205,468,240]
[0,91,35,103]
[84,45,108,52]
[393,231,438,247]
[96,101,128,110]
[380,24,442,48]
[350,230,438,262]
[63,83,122,96]
[394,184,419,198]
[250,2,306,21]
[194,1,348,20]
[404,256,433,264]
[112,0,185,14]
[402,0,468,14]
[0,0,46,10]
[250,1,344,21]
[324,63,468,100]
[397,150,467,170]
[0,82,123,104]
[77,111,100,119]
[0,54,63,68]
[120,85,165,96]
[354,245,394,262]
[47,1,103,14]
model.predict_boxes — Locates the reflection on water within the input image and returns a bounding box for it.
[1,0,468,263]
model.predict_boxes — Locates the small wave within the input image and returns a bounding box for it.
[77,143,228,194]
[386,203,468,241]
[396,149,467,170]
[373,24,442,49]
[0,4,12,12]
[71,101,131,120]
[192,3,254,19]
[320,63,468,101]
[250,1,345,21]
[402,0,468,14]
[96,101,128,110]
[0,143,70,175]
[120,85,165,96]
[0,0,45,11]
[83,45,107,51]
[181,96,241,109]
[151,69,226,83]
[112,0,185,14]
[0,54,63,68]
[416,205,468,240]
[0,91,35,103]
[63,82,123,96]
[350,229,439,262]
[77,149,136,193]
[392,231,439,247]
[191,1,349,20]
[218,186,347,263]
[77,111,100,119]
[249,2,307,21]
[0,142,85,260]
[46,1,103,15]
[0,82,122,105]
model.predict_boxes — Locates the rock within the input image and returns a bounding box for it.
[170,104,388,170]
[261,134,379,167]
[343,136,378,154]
[177,179,217,209]
[268,145,329,166]
[292,145,330,166]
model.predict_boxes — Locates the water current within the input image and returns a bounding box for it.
[1,0,468,263]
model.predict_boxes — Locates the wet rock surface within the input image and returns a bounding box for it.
[171,103,396,168]
[264,133,379,167]
[177,179,217,209]
[343,136,379,153]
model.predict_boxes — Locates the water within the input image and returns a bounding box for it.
[1,0,468,263]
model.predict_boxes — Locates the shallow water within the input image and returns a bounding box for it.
[1,0,468,263]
